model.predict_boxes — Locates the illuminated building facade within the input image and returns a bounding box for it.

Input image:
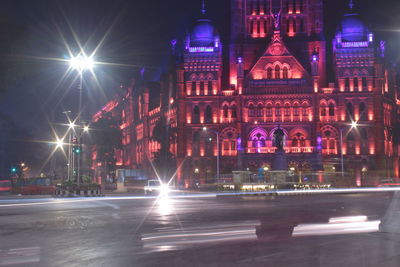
[92,0,399,187]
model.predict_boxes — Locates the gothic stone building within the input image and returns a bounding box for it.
[92,0,400,187]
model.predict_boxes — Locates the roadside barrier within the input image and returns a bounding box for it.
[53,188,103,197]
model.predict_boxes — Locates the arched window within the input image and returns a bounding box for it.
[223,105,229,118]
[193,106,200,124]
[345,78,350,89]
[359,102,367,121]
[354,78,359,90]
[193,131,200,155]
[347,132,355,141]
[360,128,368,140]
[328,103,335,116]
[346,102,354,121]
[248,104,255,117]
[275,104,281,116]
[300,18,304,32]
[208,81,213,91]
[293,18,297,33]
[275,65,281,79]
[283,67,289,79]
[266,104,272,116]
[191,81,196,92]
[292,137,298,147]
[231,105,237,118]
[200,81,205,93]
[267,67,273,79]
[293,103,299,116]
[302,103,308,116]
[284,103,291,116]
[362,77,367,90]
[205,105,212,123]
[320,103,327,117]
[257,104,263,117]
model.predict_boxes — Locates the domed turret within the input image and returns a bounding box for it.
[338,14,368,42]
[336,1,369,42]
[189,18,219,47]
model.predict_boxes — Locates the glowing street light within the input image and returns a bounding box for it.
[69,54,94,73]
[69,122,76,129]
[68,52,95,187]
[55,138,64,149]
[351,121,358,129]
[83,125,89,132]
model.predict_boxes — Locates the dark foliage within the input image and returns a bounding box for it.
[151,115,177,182]
[88,112,122,175]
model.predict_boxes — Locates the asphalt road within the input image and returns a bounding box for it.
[1,192,400,267]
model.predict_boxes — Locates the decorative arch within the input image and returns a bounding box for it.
[321,125,339,154]
[206,73,214,80]
[249,127,268,140]
[269,127,288,139]
[190,74,198,81]
[320,125,339,138]
[289,127,309,139]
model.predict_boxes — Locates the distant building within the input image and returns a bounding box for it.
[92,0,400,187]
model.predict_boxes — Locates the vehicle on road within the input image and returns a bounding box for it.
[0,180,12,194]
[144,180,170,195]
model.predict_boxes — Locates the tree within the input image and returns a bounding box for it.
[89,112,122,181]
[152,115,177,183]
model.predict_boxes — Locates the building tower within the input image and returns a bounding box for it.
[331,0,399,184]
[176,3,223,185]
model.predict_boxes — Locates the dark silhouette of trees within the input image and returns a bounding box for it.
[151,116,177,183]
[89,112,122,180]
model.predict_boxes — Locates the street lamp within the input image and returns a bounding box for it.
[203,127,220,180]
[68,53,95,187]
[340,121,358,177]
[55,138,64,149]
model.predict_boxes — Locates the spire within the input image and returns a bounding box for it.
[201,0,206,15]
[349,0,354,9]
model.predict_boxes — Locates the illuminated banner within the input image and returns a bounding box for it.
[342,41,369,48]
[188,47,214,53]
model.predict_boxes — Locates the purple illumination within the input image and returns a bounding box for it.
[342,41,368,48]
[317,136,322,150]
[237,57,243,64]
[380,41,386,58]
[237,137,242,149]
[189,47,214,53]
[368,33,373,42]
[312,55,318,62]
[214,39,219,48]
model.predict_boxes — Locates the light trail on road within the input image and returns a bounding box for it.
[0,187,399,208]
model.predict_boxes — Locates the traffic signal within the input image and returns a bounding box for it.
[73,145,82,154]
[11,167,17,173]
[72,137,82,154]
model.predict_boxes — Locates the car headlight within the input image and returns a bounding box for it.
[159,185,169,195]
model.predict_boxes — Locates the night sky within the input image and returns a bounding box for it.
[0,0,399,176]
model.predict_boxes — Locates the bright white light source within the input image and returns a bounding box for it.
[351,121,358,128]
[83,126,89,132]
[55,138,64,149]
[69,122,76,129]
[159,184,170,196]
[69,55,94,72]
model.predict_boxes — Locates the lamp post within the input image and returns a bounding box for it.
[339,121,358,178]
[203,126,220,180]
[68,54,94,187]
